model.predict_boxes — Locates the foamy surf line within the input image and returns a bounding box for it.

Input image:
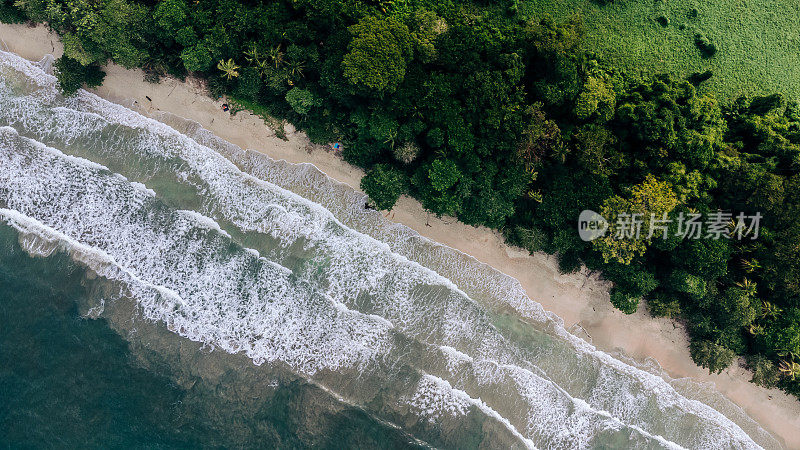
[0,130,548,449]
[103,105,764,446]
[0,211,532,450]
[181,125,777,447]
[34,93,763,449]
[0,47,780,448]
[0,111,653,449]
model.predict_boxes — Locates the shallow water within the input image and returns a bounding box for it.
[0,50,783,449]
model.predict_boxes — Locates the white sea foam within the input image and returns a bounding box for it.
[0,127,535,448]
[407,374,538,450]
[0,128,394,378]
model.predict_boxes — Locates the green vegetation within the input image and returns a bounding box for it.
[53,55,106,95]
[4,0,800,400]
[521,0,800,100]
[361,164,408,211]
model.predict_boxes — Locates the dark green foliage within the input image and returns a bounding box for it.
[413,159,464,217]
[18,0,150,67]
[746,354,781,388]
[667,270,707,300]
[505,225,551,253]
[610,286,640,314]
[690,340,736,374]
[646,291,682,318]
[0,1,27,23]
[53,56,106,96]
[694,33,717,58]
[748,94,784,115]
[687,70,713,86]
[557,251,582,274]
[361,164,408,211]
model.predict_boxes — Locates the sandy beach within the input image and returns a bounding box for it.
[2,23,798,448]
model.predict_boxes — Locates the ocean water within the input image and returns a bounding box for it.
[0,50,784,449]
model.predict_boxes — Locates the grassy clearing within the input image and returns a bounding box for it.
[521,0,800,100]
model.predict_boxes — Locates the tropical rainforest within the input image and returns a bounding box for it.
[3,0,800,397]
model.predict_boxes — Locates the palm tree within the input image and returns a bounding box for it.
[741,258,761,273]
[527,189,543,203]
[267,45,285,69]
[383,129,398,149]
[748,324,764,336]
[735,278,757,296]
[778,359,800,381]
[244,44,261,64]
[761,301,782,320]
[217,58,240,80]
[287,59,305,82]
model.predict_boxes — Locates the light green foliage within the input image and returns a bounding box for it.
[342,16,412,94]
[520,0,800,99]
[663,162,710,203]
[285,88,320,115]
[181,44,213,72]
[409,9,447,63]
[668,270,707,299]
[574,71,616,121]
[153,0,187,34]
[217,58,240,80]
[594,175,679,264]
[428,159,461,192]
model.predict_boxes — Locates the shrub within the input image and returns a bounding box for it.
[694,34,717,58]
[690,340,736,374]
[647,291,682,318]
[285,88,320,116]
[0,2,27,23]
[558,251,582,274]
[610,286,640,314]
[688,70,713,85]
[746,355,781,388]
[361,164,408,211]
[53,56,106,96]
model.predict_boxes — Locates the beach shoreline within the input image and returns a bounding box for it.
[3,23,799,448]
